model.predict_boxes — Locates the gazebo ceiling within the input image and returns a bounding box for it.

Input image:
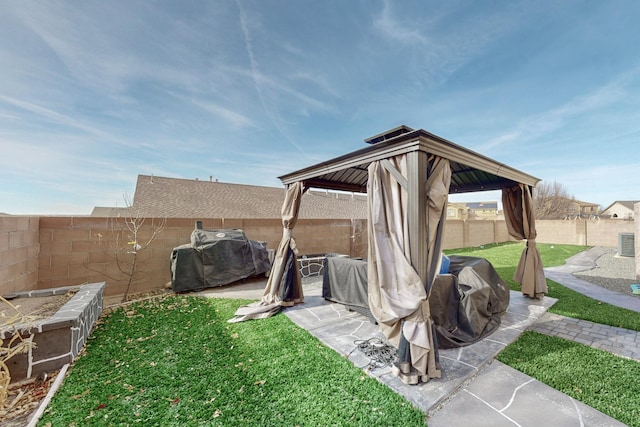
[279,127,540,193]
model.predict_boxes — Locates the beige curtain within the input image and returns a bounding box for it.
[229,181,304,322]
[502,184,547,298]
[367,154,450,384]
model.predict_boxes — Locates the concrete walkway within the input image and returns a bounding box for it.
[544,247,640,313]
[200,248,639,426]
[429,248,639,426]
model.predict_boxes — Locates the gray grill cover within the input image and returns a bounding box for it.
[170,229,271,292]
[430,255,510,348]
[322,255,509,348]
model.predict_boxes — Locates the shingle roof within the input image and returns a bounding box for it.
[465,201,498,210]
[615,201,640,210]
[601,200,640,213]
[131,175,367,219]
[90,206,130,217]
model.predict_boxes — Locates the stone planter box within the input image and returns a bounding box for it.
[298,253,349,278]
[1,282,104,382]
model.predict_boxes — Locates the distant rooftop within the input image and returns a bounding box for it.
[122,175,367,219]
[465,201,498,210]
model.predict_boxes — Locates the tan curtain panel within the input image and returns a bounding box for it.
[229,181,304,322]
[502,184,547,298]
[367,154,450,384]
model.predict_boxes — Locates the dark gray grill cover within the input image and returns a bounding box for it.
[430,255,510,348]
[170,229,271,292]
[322,255,509,348]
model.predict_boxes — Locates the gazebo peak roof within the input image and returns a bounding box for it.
[279,126,540,195]
[364,125,414,145]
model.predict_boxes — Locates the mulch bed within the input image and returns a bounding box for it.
[0,368,62,427]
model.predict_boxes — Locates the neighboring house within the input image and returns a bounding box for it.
[93,175,369,219]
[600,201,640,220]
[535,195,601,219]
[446,202,468,220]
[565,199,600,219]
[446,201,503,220]
[466,201,498,219]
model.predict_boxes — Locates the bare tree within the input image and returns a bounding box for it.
[87,194,166,303]
[533,181,575,219]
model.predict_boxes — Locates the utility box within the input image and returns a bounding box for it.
[618,232,635,257]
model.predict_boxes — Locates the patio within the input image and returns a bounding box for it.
[203,276,548,405]
[197,273,630,425]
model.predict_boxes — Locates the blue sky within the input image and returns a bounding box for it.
[1,0,639,215]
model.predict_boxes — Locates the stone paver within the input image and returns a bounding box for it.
[529,312,640,361]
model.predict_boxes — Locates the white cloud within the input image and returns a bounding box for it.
[480,68,640,154]
[373,0,428,45]
[0,95,111,138]
[189,99,257,129]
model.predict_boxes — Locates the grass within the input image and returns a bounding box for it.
[39,242,639,425]
[446,242,640,332]
[39,296,426,426]
[498,331,640,426]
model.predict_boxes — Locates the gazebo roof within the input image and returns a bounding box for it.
[279,127,540,193]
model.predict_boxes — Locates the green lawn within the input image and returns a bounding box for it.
[498,331,640,426]
[39,296,426,426]
[39,242,639,426]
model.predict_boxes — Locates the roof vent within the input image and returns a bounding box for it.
[364,125,414,145]
[618,232,635,257]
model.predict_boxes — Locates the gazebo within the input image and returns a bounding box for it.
[232,126,546,384]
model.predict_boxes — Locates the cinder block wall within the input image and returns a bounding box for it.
[36,217,367,297]
[440,220,512,250]
[536,219,634,247]
[586,220,635,247]
[0,216,39,295]
[442,221,465,249]
[38,217,217,297]
[536,220,586,245]
[1,215,635,298]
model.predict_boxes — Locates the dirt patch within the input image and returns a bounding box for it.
[1,291,77,320]
[0,368,63,427]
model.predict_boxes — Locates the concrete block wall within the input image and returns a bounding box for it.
[2,214,636,298]
[536,220,586,246]
[586,220,635,247]
[39,217,206,297]
[465,220,506,247]
[440,220,512,250]
[0,216,39,296]
[295,219,354,256]
[36,217,367,297]
[442,220,465,249]
[536,219,635,247]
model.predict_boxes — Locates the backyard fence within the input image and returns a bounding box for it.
[0,215,636,297]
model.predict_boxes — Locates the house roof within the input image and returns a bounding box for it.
[601,200,640,213]
[447,202,468,210]
[279,127,540,193]
[569,199,600,207]
[130,175,367,219]
[90,206,130,217]
[466,201,498,210]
